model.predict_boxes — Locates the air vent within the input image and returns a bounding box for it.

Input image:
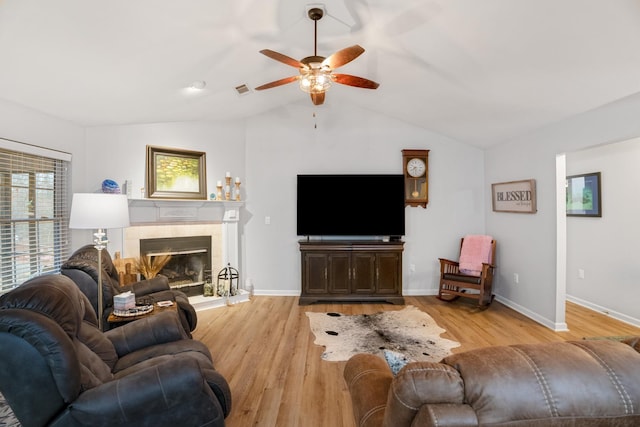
[235,84,251,95]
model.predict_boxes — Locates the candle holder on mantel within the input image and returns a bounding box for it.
[216,182,223,200]
[225,176,232,200]
[234,178,241,201]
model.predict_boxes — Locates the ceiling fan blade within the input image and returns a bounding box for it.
[310,92,325,105]
[322,45,365,69]
[255,76,299,91]
[333,74,380,90]
[259,49,306,69]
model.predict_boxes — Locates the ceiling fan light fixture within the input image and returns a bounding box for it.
[299,69,332,94]
[255,5,378,103]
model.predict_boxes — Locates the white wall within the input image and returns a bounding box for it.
[83,121,246,197]
[83,121,246,255]
[486,92,640,329]
[0,99,88,248]
[0,99,84,153]
[485,143,562,328]
[243,102,485,295]
[566,137,640,326]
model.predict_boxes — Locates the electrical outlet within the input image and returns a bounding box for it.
[265,216,271,225]
[514,273,519,284]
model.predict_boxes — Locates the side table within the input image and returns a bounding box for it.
[107,302,178,327]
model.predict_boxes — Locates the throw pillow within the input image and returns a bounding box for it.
[383,350,411,376]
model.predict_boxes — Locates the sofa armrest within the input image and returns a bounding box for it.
[203,368,233,417]
[344,354,393,427]
[622,336,640,352]
[123,276,170,296]
[384,361,465,427]
[67,358,225,426]
[104,310,188,357]
[412,404,478,427]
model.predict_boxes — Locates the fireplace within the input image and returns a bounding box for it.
[121,199,246,310]
[140,236,212,297]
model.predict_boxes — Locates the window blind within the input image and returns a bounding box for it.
[0,144,71,294]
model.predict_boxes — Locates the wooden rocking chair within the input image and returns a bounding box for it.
[438,235,496,306]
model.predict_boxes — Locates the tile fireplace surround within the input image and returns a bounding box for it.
[122,199,248,310]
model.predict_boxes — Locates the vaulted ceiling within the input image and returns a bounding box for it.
[1,0,640,148]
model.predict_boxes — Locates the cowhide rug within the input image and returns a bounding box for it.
[306,305,460,362]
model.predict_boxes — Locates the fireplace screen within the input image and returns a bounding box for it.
[140,235,212,297]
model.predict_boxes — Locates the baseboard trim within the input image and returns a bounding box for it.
[252,290,301,297]
[494,295,567,331]
[566,295,640,328]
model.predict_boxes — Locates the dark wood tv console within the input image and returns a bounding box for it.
[299,240,405,305]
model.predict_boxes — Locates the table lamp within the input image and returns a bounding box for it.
[69,193,130,330]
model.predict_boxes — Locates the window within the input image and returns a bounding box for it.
[0,140,71,295]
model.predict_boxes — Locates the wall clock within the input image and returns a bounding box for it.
[402,149,429,208]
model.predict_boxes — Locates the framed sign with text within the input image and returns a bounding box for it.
[491,179,537,213]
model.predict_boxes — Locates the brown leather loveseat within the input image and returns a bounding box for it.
[344,338,640,426]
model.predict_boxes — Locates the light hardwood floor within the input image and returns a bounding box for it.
[193,296,640,427]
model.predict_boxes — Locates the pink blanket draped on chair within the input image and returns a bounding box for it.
[458,234,493,276]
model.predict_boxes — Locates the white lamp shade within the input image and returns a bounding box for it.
[69,193,130,229]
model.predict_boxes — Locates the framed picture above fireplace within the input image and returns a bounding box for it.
[146,146,207,199]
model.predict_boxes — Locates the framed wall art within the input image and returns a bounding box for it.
[491,179,537,213]
[566,171,601,217]
[146,146,207,199]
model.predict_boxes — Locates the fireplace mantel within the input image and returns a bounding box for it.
[126,198,243,272]
[128,199,243,225]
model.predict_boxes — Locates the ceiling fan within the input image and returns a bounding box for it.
[255,7,379,106]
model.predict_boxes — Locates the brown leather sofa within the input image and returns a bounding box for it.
[344,339,640,426]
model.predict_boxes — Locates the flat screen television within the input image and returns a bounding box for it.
[297,174,405,237]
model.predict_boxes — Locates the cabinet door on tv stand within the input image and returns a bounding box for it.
[375,252,402,294]
[328,253,351,294]
[303,253,330,294]
[352,253,376,294]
